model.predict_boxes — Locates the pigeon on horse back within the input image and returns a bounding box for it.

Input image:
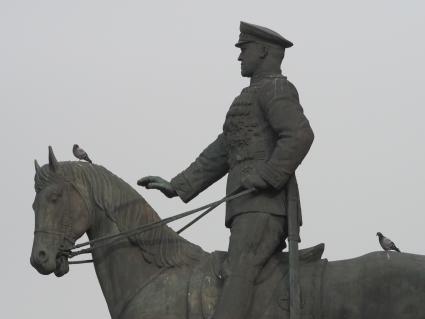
[377,232,401,252]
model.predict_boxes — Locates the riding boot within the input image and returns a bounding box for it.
[212,275,255,319]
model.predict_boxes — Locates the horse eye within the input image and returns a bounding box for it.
[49,192,62,203]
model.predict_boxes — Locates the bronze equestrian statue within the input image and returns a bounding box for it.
[138,21,314,319]
[30,22,425,319]
[30,150,425,319]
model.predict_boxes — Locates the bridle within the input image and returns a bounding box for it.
[34,181,95,264]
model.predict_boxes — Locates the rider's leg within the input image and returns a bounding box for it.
[212,212,286,319]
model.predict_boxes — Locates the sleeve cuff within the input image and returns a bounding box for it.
[170,173,196,203]
[257,162,291,190]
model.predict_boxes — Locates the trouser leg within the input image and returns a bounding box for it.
[212,274,255,319]
[212,212,286,319]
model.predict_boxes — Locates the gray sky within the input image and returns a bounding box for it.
[1,1,424,318]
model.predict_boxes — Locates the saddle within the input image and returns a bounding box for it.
[187,243,326,319]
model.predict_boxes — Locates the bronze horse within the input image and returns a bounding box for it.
[31,147,425,319]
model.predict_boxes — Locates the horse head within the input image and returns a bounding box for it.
[30,146,92,277]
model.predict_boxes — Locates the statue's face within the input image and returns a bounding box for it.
[238,42,265,77]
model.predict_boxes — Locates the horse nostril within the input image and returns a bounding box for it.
[38,250,48,263]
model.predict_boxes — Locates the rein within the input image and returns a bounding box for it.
[64,188,255,265]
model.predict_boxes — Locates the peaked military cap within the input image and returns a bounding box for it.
[235,21,293,49]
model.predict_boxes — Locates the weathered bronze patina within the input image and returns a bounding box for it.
[30,21,425,319]
[30,149,425,319]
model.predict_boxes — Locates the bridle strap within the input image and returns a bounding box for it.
[34,229,75,245]
[34,229,64,237]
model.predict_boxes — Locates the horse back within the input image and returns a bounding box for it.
[322,251,425,319]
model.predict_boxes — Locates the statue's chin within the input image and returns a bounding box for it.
[54,256,69,277]
[241,70,251,77]
[240,65,252,78]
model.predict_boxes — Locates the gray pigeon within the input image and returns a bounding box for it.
[73,144,92,164]
[377,232,400,252]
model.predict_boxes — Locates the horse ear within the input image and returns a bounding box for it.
[48,146,58,171]
[34,159,41,175]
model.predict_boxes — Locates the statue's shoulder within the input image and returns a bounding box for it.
[257,75,298,104]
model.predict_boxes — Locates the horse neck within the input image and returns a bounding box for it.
[76,166,203,318]
[86,206,161,319]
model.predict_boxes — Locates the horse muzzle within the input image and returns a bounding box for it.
[31,237,70,277]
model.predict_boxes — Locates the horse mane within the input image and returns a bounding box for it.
[35,161,204,267]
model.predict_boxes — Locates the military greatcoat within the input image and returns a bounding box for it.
[171,73,314,227]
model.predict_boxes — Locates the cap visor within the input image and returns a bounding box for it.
[235,40,250,48]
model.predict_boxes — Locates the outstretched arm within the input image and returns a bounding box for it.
[170,133,229,202]
[137,134,229,202]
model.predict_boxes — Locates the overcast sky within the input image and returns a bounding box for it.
[1,1,424,318]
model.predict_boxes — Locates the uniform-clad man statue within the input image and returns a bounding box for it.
[138,21,314,319]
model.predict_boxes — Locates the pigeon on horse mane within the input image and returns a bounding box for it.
[73,144,93,164]
[377,232,401,252]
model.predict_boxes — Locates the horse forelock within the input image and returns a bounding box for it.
[35,161,89,192]
[34,163,67,193]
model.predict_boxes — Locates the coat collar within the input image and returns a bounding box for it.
[250,72,284,86]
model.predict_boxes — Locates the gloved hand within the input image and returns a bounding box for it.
[241,173,269,190]
[137,176,178,198]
